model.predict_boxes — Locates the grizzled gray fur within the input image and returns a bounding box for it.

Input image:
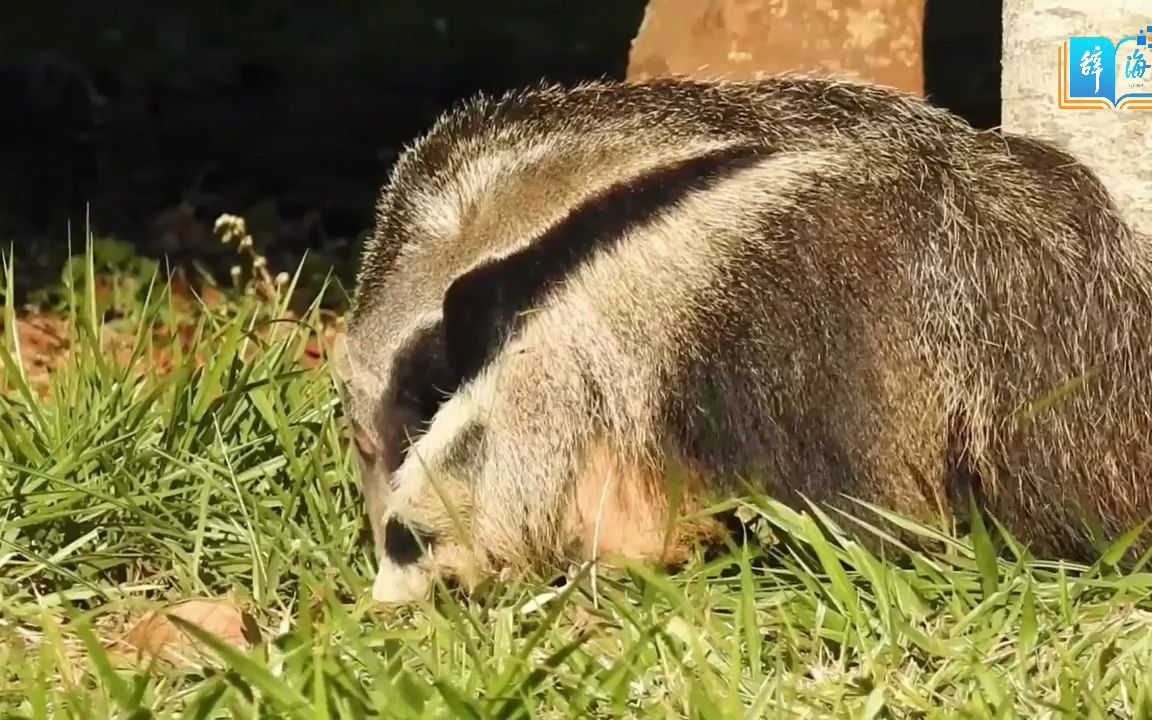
[329,74,1152,603]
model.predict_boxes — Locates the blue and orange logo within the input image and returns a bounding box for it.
[1059,25,1152,110]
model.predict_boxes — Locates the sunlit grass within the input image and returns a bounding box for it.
[2,241,1152,719]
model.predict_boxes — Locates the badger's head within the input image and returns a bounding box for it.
[330,243,534,603]
[330,314,456,601]
[330,322,450,526]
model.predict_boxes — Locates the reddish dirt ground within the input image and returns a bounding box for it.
[2,276,339,397]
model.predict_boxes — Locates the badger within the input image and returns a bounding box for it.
[330,75,1152,603]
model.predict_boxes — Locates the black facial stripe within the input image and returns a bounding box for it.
[383,517,436,566]
[379,323,458,468]
[393,324,454,394]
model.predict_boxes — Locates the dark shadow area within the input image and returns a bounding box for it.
[0,1,1004,304]
[0,1,648,300]
[924,0,1003,130]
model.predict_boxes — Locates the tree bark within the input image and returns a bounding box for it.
[627,0,926,95]
[1002,1,1152,234]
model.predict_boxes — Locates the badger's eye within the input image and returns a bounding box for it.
[389,381,450,465]
[410,383,450,428]
[395,354,457,428]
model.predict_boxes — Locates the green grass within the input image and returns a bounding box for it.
[3,242,1152,719]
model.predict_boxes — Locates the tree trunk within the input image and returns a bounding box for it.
[1002,1,1152,234]
[627,0,926,95]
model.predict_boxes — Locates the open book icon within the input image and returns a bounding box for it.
[1060,28,1152,110]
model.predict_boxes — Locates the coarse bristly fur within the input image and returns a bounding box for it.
[331,74,1152,604]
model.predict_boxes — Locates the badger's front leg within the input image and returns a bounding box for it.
[370,350,727,604]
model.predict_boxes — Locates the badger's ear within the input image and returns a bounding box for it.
[329,332,354,388]
[329,332,380,394]
[347,416,381,459]
[328,333,381,458]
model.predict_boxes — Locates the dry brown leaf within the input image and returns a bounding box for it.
[565,603,610,636]
[117,597,262,668]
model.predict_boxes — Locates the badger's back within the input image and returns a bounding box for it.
[351,76,976,322]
